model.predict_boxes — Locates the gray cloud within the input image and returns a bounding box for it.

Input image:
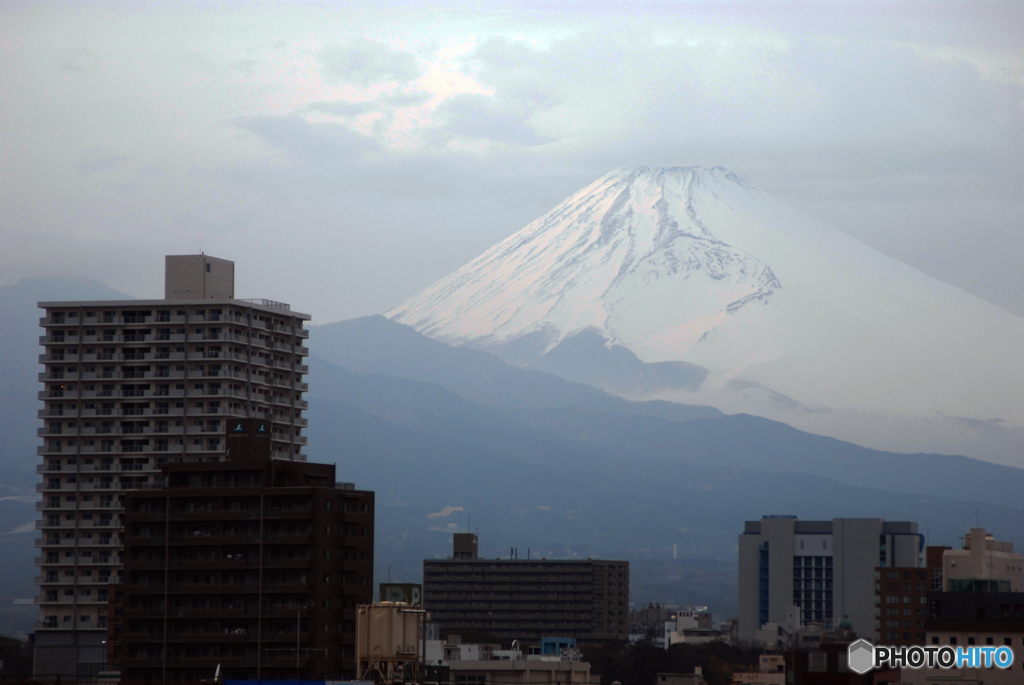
[235,115,379,164]
[435,93,555,147]
[305,90,433,117]
[75,148,127,175]
[59,47,99,74]
[305,101,376,117]
[319,40,422,87]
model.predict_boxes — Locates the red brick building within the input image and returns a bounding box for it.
[874,546,949,645]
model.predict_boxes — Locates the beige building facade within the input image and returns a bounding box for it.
[943,528,1024,592]
[897,622,1024,685]
[730,654,785,685]
[33,255,310,678]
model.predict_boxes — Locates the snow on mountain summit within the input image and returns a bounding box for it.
[387,166,1024,455]
[390,166,785,352]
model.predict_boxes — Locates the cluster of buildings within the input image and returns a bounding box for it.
[738,516,1024,684]
[30,255,633,684]
[627,603,725,647]
[28,253,1024,685]
[34,255,379,680]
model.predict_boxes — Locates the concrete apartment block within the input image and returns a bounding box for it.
[34,256,309,679]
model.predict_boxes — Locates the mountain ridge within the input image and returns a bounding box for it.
[387,166,1024,463]
[311,315,1024,512]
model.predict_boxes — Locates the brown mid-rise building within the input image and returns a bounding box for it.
[423,534,628,643]
[116,419,373,681]
[875,546,949,645]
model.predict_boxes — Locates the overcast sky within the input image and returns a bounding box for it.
[2,1,1022,323]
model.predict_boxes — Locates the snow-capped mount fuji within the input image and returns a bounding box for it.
[387,166,1024,462]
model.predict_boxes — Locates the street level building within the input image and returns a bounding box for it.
[34,255,310,678]
[423,534,628,642]
[117,421,374,681]
[424,636,593,685]
[738,517,923,643]
[730,654,785,685]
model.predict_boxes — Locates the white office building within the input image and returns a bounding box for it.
[33,255,310,678]
[738,516,922,643]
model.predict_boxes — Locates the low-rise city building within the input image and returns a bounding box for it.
[656,669,705,685]
[423,534,628,642]
[667,607,727,646]
[424,635,593,685]
[730,654,785,685]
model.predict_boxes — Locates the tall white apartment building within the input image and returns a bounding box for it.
[33,255,310,678]
[737,516,923,644]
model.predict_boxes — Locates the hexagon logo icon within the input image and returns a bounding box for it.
[848,639,875,675]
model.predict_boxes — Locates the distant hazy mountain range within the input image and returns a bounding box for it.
[307,316,1024,618]
[2,273,1023,634]
[388,167,1024,464]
